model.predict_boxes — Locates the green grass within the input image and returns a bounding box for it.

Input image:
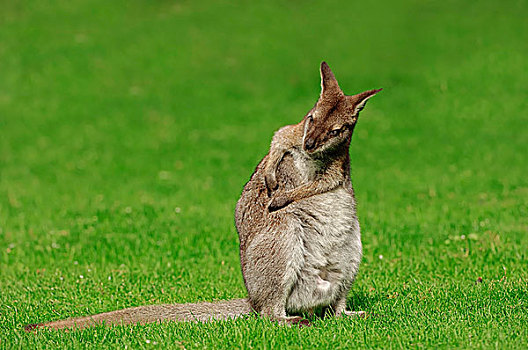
[1,0,527,348]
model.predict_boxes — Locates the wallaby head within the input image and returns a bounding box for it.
[302,62,381,154]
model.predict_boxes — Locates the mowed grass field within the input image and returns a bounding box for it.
[1,0,527,348]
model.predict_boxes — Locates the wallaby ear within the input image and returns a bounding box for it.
[320,61,341,96]
[348,88,382,115]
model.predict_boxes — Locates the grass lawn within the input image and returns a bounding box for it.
[1,0,527,348]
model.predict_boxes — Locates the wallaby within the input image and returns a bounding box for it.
[25,62,381,331]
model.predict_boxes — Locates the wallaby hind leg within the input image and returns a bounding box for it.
[243,222,307,325]
[342,310,366,318]
[246,265,307,325]
[332,291,365,318]
[258,303,310,327]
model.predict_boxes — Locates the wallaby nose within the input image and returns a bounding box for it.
[304,138,315,151]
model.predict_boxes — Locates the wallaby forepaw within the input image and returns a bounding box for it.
[268,195,291,212]
[264,173,278,194]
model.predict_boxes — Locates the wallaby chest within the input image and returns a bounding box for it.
[276,149,361,312]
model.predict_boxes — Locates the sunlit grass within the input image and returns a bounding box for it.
[1,0,527,348]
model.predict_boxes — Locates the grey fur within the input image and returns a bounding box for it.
[24,299,251,330]
[236,62,381,320]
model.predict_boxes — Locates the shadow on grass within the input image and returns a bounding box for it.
[348,290,382,312]
[291,290,383,323]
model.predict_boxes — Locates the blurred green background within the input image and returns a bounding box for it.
[1,0,527,348]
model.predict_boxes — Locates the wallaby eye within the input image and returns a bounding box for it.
[328,129,340,137]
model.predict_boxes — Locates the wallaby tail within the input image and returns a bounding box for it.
[24,298,252,331]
